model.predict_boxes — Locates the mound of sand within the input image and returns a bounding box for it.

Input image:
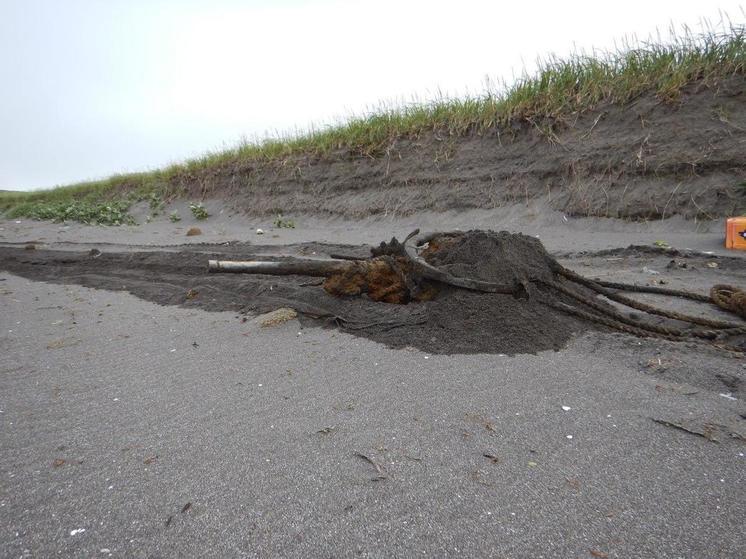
[0,230,595,354]
[421,230,557,284]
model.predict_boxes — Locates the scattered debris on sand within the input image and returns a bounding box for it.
[210,229,746,353]
[206,230,595,353]
[2,229,746,355]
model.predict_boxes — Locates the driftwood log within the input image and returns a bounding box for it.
[208,259,351,276]
[209,255,426,303]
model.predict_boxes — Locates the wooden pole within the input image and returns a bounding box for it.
[208,259,354,276]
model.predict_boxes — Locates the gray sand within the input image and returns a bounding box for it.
[0,200,731,255]
[1,209,745,558]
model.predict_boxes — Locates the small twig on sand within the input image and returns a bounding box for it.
[650,418,720,443]
[353,451,387,480]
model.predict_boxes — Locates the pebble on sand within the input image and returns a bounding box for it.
[258,308,298,327]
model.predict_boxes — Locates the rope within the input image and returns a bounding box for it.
[543,279,723,340]
[546,269,746,351]
[556,266,745,329]
[545,301,681,341]
[545,300,746,353]
[711,285,746,319]
[591,279,710,303]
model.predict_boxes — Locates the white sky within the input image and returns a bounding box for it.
[1,0,743,190]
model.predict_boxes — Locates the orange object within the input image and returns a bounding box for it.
[725,217,746,250]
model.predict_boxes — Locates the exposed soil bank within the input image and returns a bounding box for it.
[166,79,746,220]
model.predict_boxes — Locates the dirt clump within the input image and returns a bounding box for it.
[421,230,558,285]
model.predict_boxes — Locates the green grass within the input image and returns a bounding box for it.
[2,23,745,224]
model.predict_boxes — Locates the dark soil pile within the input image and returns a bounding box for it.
[0,232,594,354]
[422,230,557,284]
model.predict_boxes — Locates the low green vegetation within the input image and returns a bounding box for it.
[169,210,181,222]
[148,192,165,215]
[189,202,209,220]
[0,173,161,225]
[5,199,135,225]
[273,214,296,229]
[2,24,744,224]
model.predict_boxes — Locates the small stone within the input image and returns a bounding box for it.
[256,228,264,235]
[24,243,36,250]
[186,227,202,236]
[258,308,297,327]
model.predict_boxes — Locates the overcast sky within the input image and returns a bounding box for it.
[1,0,743,191]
